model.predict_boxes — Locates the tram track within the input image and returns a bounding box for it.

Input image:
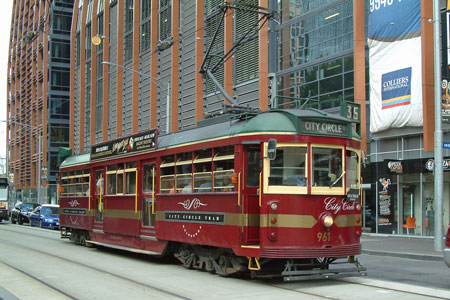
[0,236,192,300]
[0,224,448,300]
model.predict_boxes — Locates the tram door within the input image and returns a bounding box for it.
[93,168,105,224]
[242,146,261,245]
[141,161,156,228]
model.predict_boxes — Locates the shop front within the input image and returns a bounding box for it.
[364,158,450,237]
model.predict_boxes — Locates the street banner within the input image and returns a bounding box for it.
[368,0,423,133]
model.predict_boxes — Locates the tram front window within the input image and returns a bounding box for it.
[268,145,307,187]
[346,150,359,189]
[311,147,343,188]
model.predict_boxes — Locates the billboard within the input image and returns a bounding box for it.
[368,0,423,133]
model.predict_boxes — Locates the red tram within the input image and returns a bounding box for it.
[59,109,366,280]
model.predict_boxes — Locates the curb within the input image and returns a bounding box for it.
[362,249,443,262]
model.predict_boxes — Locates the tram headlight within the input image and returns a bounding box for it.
[270,202,278,211]
[322,215,334,228]
[356,203,361,211]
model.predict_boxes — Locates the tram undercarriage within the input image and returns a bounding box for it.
[173,243,367,281]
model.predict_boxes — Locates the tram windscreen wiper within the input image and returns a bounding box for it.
[330,171,345,188]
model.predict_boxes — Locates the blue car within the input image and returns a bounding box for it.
[29,204,60,229]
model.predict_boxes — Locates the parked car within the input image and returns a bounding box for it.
[10,202,39,225]
[29,204,60,229]
[444,221,450,268]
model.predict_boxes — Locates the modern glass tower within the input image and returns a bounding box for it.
[7,0,74,204]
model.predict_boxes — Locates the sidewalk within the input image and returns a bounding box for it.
[361,233,444,261]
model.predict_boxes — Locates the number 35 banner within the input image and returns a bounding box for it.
[368,0,423,133]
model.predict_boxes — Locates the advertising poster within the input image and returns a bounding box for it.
[368,0,423,133]
[378,177,394,234]
[442,78,450,123]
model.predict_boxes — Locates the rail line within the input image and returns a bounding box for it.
[1,225,448,300]
[0,235,192,300]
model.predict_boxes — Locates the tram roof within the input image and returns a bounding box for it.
[60,109,358,168]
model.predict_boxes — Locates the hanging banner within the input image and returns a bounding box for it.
[368,0,423,133]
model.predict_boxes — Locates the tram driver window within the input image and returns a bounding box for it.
[268,146,307,187]
[312,147,343,188]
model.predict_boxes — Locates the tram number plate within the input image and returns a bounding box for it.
[317,232,331,243]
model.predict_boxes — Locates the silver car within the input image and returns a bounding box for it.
[445,222,450,268]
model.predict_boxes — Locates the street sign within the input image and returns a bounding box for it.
[444,142,450,149]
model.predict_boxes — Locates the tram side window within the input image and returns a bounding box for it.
[143,163,154,193]
[82,171,90,195]
[247,147,261,187]
[194,149,212,192]
[268,146,307,186]
[125,162,137,194]
[61,172,69,196]
[213,146,235,192]
[312,147,343,187]
[106,165,117,195]
[177,152,193,193]
[160,155,175,194]
[117,164,124,194]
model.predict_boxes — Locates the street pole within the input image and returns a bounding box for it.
[432,0,444,251]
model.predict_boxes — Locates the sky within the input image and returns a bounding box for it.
[0,0,13,159]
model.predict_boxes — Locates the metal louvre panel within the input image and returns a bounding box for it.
[234,0,259,85]
[178,0,197,130]
[108,4,118,140]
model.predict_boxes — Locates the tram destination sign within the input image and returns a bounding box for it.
[91,129,158,160]
[300,120,348,137]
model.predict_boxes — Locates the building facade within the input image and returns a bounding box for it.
[7,0,74,204]
[365,0,450,238]
[70,0,366,150]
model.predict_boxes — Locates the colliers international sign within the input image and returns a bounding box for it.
[91,129,158,160]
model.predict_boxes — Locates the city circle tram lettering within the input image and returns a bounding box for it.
[62,208,87,216]
[165,212,225,225]
[302,120,348,136]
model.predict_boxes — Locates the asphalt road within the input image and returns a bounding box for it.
[357,253,450,290]
[0,223,449,300]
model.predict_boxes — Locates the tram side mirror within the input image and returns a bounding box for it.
[267,139,277,160]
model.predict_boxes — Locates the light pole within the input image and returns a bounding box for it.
[101,61,171,133]
[432,0,444,251]
[1,120,43,204]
